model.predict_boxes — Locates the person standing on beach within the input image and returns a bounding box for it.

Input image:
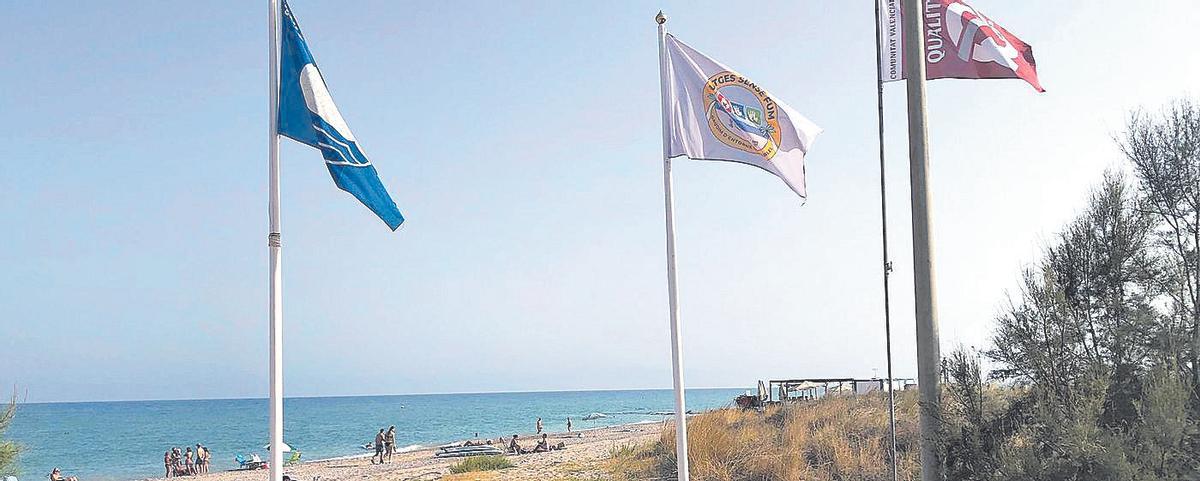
[195,444,208,474]
[536,417,542,434]
[566,417,572,432]
[372,428,386,464]
[184,447,195,475]
[384,425,396,462]
[164,450,173,478]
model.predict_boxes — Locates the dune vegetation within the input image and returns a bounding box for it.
[447,455,515,474]
[609,391,921,481]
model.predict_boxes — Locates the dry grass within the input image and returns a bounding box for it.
[447,455,514,474]
[609,391,921,481]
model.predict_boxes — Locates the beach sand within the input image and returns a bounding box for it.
[152,423,661,481]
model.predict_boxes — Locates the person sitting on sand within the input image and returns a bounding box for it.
[49,468,78,481]
[530,433,550,453]
[508,434,525,454]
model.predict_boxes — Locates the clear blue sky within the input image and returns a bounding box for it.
[1,1,1197,403]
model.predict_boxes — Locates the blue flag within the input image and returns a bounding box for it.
[278,0,404,230]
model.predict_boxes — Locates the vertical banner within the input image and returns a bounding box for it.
[878,0,1043,91]
[879,0,904,83]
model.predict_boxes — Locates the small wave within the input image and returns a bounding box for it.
[593,410,675,416]
[309,452,373,463]
[395,444,424,453]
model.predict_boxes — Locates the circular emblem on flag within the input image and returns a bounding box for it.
[703,71,782,160]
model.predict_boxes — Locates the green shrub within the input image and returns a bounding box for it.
[0,394,18,477]
[448,455,513,474]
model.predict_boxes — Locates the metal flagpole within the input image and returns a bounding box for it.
[267,1,284,481]
[900,0,944,479]
[871,2,899,481]
[656,11,690,481]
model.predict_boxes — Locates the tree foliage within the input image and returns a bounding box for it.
[941,99,1200,481]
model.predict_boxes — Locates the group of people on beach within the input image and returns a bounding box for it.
[368,426,397,464]
[163,444,210,477]
[504,433,565,454]
[454,417,570,455]
[537,416,572,433]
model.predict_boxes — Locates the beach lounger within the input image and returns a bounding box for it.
[285,451,302,466]
[434,445,504,458]
[235,454,267,470]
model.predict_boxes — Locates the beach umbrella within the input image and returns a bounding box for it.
[264,442,293,452]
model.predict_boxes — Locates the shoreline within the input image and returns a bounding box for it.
[138,420,668,481]
[277,418,666,466]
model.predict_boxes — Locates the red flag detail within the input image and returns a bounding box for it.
[923,0,1043,92]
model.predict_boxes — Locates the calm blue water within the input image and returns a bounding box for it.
[7,389,742,481]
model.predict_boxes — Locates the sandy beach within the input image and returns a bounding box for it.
[146,423,661,481]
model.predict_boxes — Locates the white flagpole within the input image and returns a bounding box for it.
[655,12,690,481]
[267,1,284,481]
[871,2,900,481]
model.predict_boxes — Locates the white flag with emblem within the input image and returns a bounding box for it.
[663,34,822,199]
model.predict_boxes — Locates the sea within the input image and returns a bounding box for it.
[6,388,745,481]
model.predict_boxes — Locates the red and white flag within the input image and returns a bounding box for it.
[879,0,1044,92]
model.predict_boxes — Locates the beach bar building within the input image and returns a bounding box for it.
[763,378,916,403]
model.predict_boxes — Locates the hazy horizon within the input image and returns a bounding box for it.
[14,385,763,406]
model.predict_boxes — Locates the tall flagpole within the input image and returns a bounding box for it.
[267,1,284,481]
[656,11,690,481]
[900,0,944,479]
[871,2,899,481]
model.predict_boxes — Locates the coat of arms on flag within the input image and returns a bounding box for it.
[663,34,822,199]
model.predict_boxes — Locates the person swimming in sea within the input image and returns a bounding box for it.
[49,468,78,481]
